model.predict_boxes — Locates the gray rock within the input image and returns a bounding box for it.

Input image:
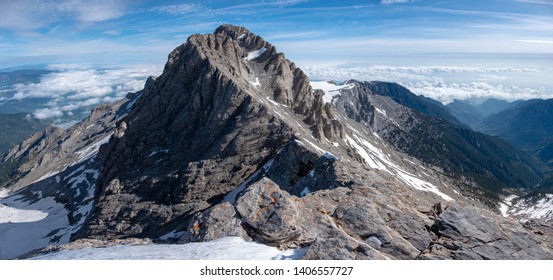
[420,203,553,259]
[235,177,300,245]
[180,202,251,243]
[302,233,388,260]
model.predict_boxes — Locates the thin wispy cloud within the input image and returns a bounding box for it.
[150,3,205,15]
[516,0,553,5]
[381,0,414,4]
[0,0,128,31]
[518,39,553,44]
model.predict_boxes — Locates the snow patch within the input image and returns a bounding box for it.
[0,203,48,223]
[300,186,310,197]
[346,133,453,201]
[74,132,113,163]
[32,236,307,260]
[221,159,274,204]
[324,151,337,160]
[245,47,266,61]
[499,194,518,217]
[310,81,355,104]
[250,77,261,88]
[159,230,186,241]
[238,33,246,39]
[266,96,280,106]
[512,194,553,220]
[375,107,387,117]
[296,139,325,155]
[0,189,10,198]
[0,194,69,259]
[31,169,65,184]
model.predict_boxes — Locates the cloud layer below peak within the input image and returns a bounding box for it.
[303,64,553,104]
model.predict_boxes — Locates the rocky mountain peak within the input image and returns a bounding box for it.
[160,24,341,141]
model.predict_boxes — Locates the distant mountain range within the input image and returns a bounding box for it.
[366,82,553,170]
[0,113,51,153]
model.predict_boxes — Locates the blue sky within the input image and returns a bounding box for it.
[1,0,552,120]
[1,0,552,67]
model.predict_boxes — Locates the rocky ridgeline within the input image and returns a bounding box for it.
[2,25,553,259]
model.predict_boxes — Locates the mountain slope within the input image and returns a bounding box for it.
[478,99,553,165]
[363,81,466,128]
[0,91,139,259]
[332,81,545,196]
[446,98,523,129]
[0,113,51,153]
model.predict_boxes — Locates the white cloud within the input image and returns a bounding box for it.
[151,4,204,15]
[9,64,161,119]
[302,65,552,104]
[303,65,538,82]
[381,0,413,4]
[406,81,549,104]
[518,39,553,44]
[33,108,64,119]
[516,0,553,5]
[0,0,127,31]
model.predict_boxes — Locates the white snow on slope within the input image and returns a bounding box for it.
[0,203,48,223]
[74,132,113,163]
[310,81,355,103]
[32,236,307,260]
[158,230,185,241]
[221,159,274,204]
[0,162,98,259]
[0,189,10,198]
[295,139,325,155]
[0,193,68,259]
[512,194,553,220]
[375,107,387,117]
[346,133,453,201]
[31,169,65,185]
[250,77,261,88]
[245,47,266,61]
[499,194,518,217]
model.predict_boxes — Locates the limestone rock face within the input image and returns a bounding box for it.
[419,203,553,260]
[180,202,250,243]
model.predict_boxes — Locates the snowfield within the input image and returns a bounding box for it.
[245,47,267,61]
[31,237,307,260]
[310,81,355,103]
[0,192,69,259]
[345,133,453,201]
[512,194,553,221]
